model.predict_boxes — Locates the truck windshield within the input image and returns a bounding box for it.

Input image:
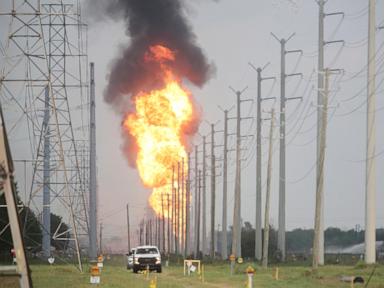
[136,248,158,254]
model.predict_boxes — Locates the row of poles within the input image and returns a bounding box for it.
[128,0,381,268]
[133,158,192,258]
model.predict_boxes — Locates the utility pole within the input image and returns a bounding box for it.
[89,62,97,261]
[167,194,171,254]
[194,146,199,257]
[262,109,275,268]
[202,136,207,256]
[229,86,250,257]
[316,0,325,266]
[149,219,152,245]
[271,33,302,261]
[155,217,158,246]
[315,1,344,265]
[365,0,376,265]
[185,153,191,257]
[210,124,216,258]
[221,110,229,260]
[176,162,180,255]
[172,165,175,253]
[313,68,329,270]
[181,158,185,255]
[42,86,51,258]
[249,62,275,261]
[158,216,161,248]
[99,222,103,255]
[196,170,202,258]
[127,204,131,252]
[161,193,165,253]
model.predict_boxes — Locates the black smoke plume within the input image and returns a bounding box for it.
[97,0,213,111]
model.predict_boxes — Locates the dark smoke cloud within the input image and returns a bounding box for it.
[90,0,214,112]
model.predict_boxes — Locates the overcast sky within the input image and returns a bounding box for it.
[2,0,384,246]
[82,0,384,243]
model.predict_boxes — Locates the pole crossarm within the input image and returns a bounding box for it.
[286,73,303,78]
[262,97,276,101]
[324,12,344,18]
[324,40,345,46]
[285,49,303,55]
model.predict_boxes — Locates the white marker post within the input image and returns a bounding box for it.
[97,255,104,273]
[90,266,100,285]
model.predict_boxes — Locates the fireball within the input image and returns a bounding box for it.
[123,45,191,223]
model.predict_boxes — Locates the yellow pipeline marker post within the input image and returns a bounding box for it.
[149,276,157,288]
[274,267,279,280]
[246,266,255,288]
[229,254,235,276]
[146,265,150,280]
[97,255,104,273]
[90,265,100,285]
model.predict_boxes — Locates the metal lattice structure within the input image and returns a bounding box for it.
[0,0,89,271]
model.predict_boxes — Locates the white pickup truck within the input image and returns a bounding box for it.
[133,245,162,273]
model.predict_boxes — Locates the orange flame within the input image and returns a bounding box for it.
[123,45,192,222]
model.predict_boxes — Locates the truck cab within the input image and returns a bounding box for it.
[133,245,162,273]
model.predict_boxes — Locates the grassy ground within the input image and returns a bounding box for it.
[2,259,384,287]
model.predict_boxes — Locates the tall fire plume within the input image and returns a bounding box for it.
[100,0,213,223]
[123,44,193,218]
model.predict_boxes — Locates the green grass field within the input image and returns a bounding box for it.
[2,259,384,287]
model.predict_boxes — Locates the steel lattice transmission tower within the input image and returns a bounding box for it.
[0,0,90,271]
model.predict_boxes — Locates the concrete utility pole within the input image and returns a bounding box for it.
[42,86,51,258]
[271,33,302,261]
[194,146,199,257]
[127,204,131,252]
[249,63,275,261]
[99,222,103,255]
[210,124,216,258]
[365,0,376,265]
[230,86,249,257]
[161,193,165,253]
[221,110,229,260]
[316,0,325,266]
[313,68,329,270]
[89,62,97,261]
[202,136,207,256]
[185,153,191,257]
[278,37,288,261]
[172,165,176,253]
[262,109,275,268]
[181,158,185,254]
[149,219,152,245]
[158,216,161,248]
[196,170,202,258]
[315,1,344,265]
[176,162,180,255]
[167,194,171,254]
